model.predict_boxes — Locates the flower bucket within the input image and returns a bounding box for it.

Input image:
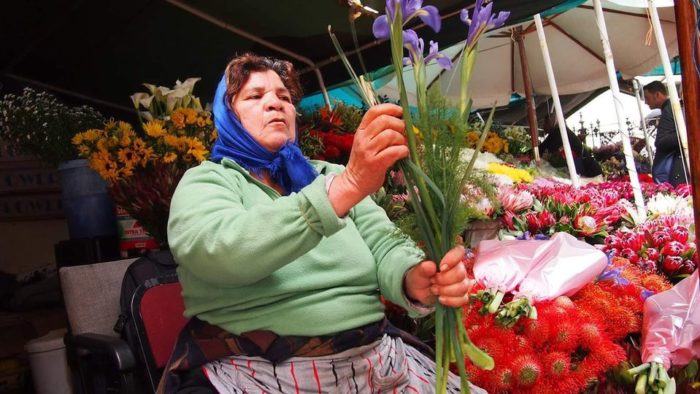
[463,219,501,247]
[57,159,117,239]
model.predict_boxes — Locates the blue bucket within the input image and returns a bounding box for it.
[58,159,117,239]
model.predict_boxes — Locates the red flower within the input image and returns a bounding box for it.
[646,247,660,262]
[625,232,646,252]
[526,212,540,234]
[501,210,517,231]
[512,354,542,389]
[619,248,640,264]
[662,256,682,273]
[671,226,689,243]
[662,241,685,257]
[542,352,571,378]
[538,211,556,230]
[651,230,672,248]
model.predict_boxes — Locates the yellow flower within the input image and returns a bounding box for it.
[487,163,534,183]
[120,127,135,147]
[466,131,479,147]
[77,144,90,156]
[181,108,198,125]
[117,148,139,167]
[96,138,108,152]
[171,111,186,129]
[117,121,133,134]
[72,133,84,145]
[163,152,178,163]
[82,129,100,142]
[143,120,166,138]
[196,116,208,128]
[210,128,218,143]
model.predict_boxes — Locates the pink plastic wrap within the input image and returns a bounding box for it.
[513,232,608,302]
[641,270,700,369]
[473,238,556,293]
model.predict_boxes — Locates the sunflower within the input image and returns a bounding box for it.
[163,152,178,163]
[171,110,186,129]
[143,120,166,138]
[117,147,139,168]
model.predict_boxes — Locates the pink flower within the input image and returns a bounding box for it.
[502,210,517,231]
[390,170,406,186]
[620,248,640,264]
[498,187,534,213]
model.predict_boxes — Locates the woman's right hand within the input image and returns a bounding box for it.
[328,104,409,216]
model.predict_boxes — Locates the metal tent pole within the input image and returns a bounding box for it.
[593,0,646,216]
[534,14,580,187]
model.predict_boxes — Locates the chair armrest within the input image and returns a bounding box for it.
[65,333,136,372]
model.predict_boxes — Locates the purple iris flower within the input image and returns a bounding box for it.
[373,0,441,40]
[597,267,630,286]
[460,0,510,47]
[401,30,452,70]
[425,40,453,70]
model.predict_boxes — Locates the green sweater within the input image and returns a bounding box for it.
[167,158,427,336]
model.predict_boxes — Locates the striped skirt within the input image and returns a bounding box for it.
[203,334,486,394]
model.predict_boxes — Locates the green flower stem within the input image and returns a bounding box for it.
[628,363,651,375]
[457,307,494,370]
[460,47,478,121]
[388,7,442,241]
[446,307,470,393]
[464,104,496,177]
[487,291,505,314]
[635,373,648,394]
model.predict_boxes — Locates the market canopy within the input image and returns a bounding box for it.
[1,0,578,119]
[374,0,678,109]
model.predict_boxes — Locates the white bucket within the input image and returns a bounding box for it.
[24,328,72,394]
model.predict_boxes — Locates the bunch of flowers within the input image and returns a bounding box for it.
[487,162,534,183]
[0,88,105,166]
[466,131,508,155]
[298,102,362,164]
[604,218,697,281]
[73,79,216,244]
[499,125,532,156]
[463,297,627,393]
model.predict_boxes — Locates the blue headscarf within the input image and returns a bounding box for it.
[210,75,318,194]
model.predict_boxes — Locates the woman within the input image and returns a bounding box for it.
[165,53,482,393]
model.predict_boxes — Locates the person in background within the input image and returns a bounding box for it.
[643,80,688,186]
[540,114,602,178]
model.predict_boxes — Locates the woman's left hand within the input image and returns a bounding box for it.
[404,245,476,308]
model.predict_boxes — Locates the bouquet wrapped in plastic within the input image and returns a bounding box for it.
[472,232,607,326]
[628,270,700,393]
[472,238,554,314]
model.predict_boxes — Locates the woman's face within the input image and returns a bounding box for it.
[231,70,297,152]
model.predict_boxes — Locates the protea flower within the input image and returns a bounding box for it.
[574,215,599,237]
[498,187,534,213]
